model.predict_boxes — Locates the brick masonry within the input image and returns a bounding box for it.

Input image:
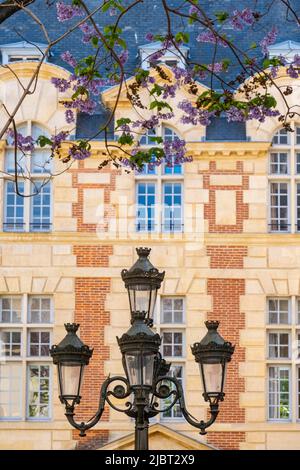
[73,245,113,267]
[73,277,111,449]
[207,432,246,450]
[207,246,248,269]
[203,161,249,233]
[207,278,246,449]
[71,160,120,232]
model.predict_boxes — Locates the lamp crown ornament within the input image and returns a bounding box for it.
[121,246,165,285]
[191,320,235,363]
[136,247,151,257]
[50,322,93,365]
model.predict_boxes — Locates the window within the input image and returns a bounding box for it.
[162,331,183,357]
[268,298,290,324]
[162,365,184,419]
[269,125,300,233]
[136,182,156,232]
[161,298,184,323]
[0,295,53,421]
[267,297,300,421]
[154,296,185,421]
[136,126,184,233]
[139,42,189,70]
[268,366,290,420]
[0,42,48,65]
[3,122,52,232]
[268,332,290,358]
[27,364,50,420]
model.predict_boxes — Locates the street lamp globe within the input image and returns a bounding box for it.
[191,321,234,405]
[117,314,161,388]
[121,247,165,324]
[50,323,93,408]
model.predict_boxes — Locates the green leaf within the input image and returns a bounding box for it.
[215,11,229,23]
[175,32,190,44]
[116,117,131,128]
[36,136,52,147]
[118,133,134,145]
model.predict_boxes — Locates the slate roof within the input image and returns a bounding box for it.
[0,0,299,141]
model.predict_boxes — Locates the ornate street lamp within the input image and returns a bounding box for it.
[51,247,234,450]
[121,247,165,325]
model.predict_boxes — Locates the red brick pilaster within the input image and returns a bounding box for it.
[207,278,245,450]
[73,277,111,448]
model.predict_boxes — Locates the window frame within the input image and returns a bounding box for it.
[267,365,291,422]
[0,294,53,422]
[269,124,300,233]
[3,120,53,233]
[135,126,184,234]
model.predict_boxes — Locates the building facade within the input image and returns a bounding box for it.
[1,1,300,451]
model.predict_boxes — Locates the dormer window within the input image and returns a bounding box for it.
[268,40,300,63]
[139,42,189,70]
[0,42,48,65]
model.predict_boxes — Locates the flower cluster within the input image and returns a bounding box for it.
[247,106,280,122]
[196,31,228,47]
[177,100,215,126]
[7,129,35,153]
[260,26,278,55]
[61,51,77,68]
[164,137,191,166]
[51,77,71,92]
[230,8,255,30]
[225,107,246,122]
[79,22,98,43]
[68,144,91,160]
[56,2,84,22]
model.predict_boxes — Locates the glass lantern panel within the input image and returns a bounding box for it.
[128,285,157,318]
[59,363,84,397]
[125,352,154,386]
[200,363,225,395]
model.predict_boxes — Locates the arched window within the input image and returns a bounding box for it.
[269,124,300,233]
[4,121,52,233]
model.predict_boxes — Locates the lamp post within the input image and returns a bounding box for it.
[50,247,234,450]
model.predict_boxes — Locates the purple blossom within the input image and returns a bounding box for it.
[119,49,129,65]
[61,51,77,68]
[7,129,35,152]
[162,84,177,99]
[56,2,84,22]
[51,131,69,154]
[259,26,278,55]
[293,54,300,67]
[79,22,97,43]
[178,100,214,126]
[225,107,246,122]
[207,62,224,73]
[65,109,75,123]
[270,66,278,79]
[196,31,228,48]
[189,5,199,16]
[51,77,71,92]
[230,8,255,30]
[145,33,154,42]
[247,106,280,122]
[68,144,91,160]
[148,50,164,64]
[287,65,299,78]
[109,7,117,16]
[74,98,97,114]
